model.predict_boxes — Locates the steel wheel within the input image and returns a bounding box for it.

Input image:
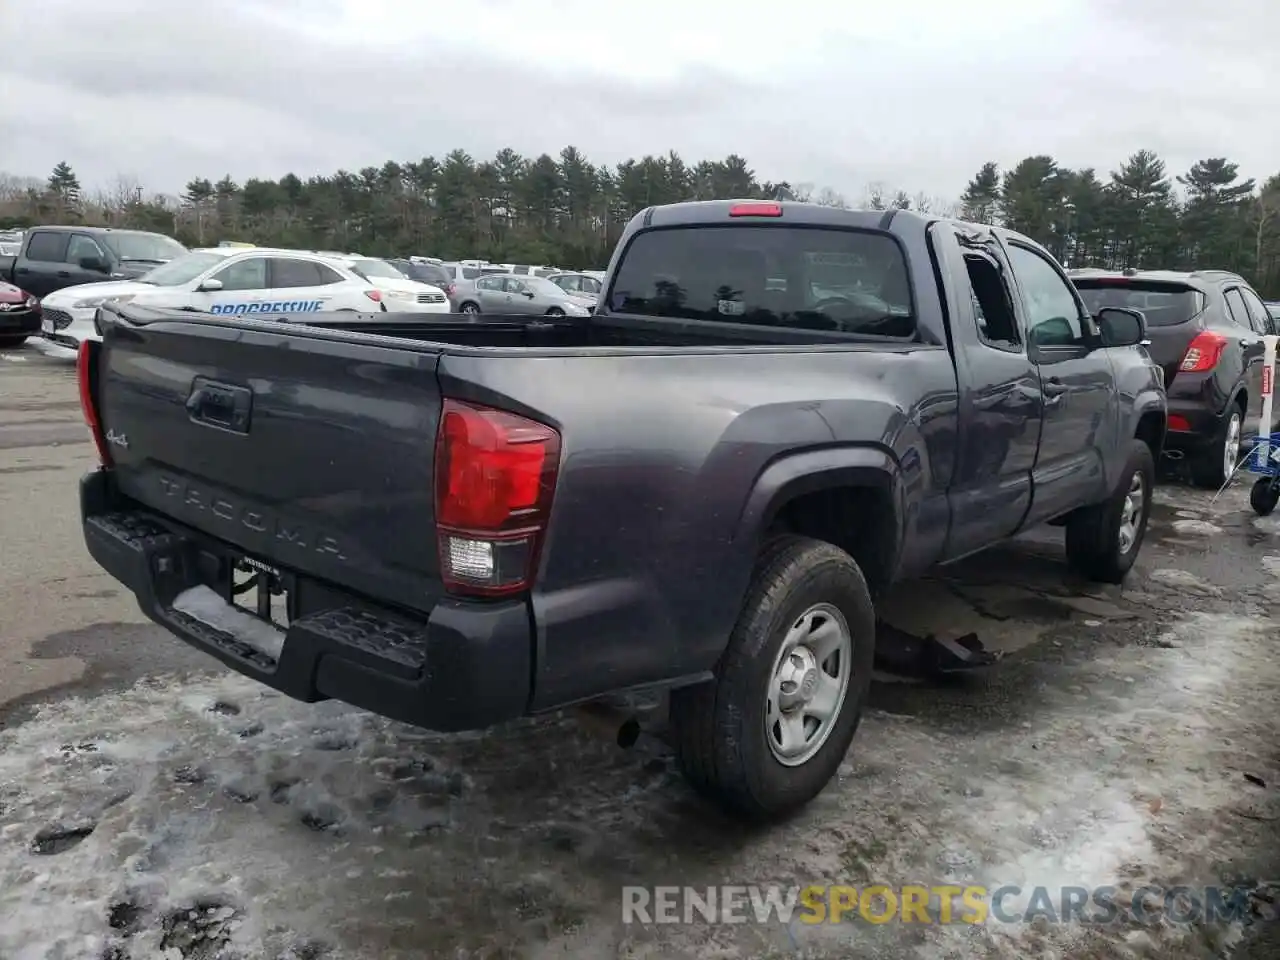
[1117,469,1145,555]
[764,602,853,767]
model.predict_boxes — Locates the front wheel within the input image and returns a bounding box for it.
[669,535,876,820]
[1064,438,1155,583]
[545,307,565,317]
[1250,479,1280,517]
[460,302,480,316]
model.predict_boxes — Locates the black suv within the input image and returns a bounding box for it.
[1072,269,1276,489]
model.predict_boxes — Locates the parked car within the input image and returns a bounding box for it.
[1072,269,1276,488]
[454,274,595,316]
[547,272,602,301]
[388,258,454,296]
[0,226,186,299]
[1266,301,1280,325]
[79,200,1162,820]
[0,280,39,347]
[39,247,397,349]
[326,256,450,312]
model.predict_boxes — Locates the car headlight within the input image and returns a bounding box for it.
[73,294,135,309]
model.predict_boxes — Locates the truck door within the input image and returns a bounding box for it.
[66,233,115,286]
[13,230,71,298]
[932,224,1042,561]
[1224,286,1265,434]
[1003,240,1114,526]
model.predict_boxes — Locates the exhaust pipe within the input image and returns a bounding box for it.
[575,701,643,748]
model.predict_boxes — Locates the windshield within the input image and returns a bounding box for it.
[607,225,915,338]
[395,261,450,285]
[104,233,187,262]
[1268,302,1280,320]
[138,251,230,286]
[350,259,407,280]
[1074,280,1204,327]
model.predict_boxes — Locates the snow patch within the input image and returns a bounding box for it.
[1145,568,1223,596]
[172,585,285,660]
[1170,519,1223,536]
[1262,555,1280,577]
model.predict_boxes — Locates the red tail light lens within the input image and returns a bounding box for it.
[363,289,382,303]
[728,202,783,218]
[445,283,456,297]
[434,399,561,597]
[1179,331,1228,373]
[1167,414,1191,432]
[77,339,113,466]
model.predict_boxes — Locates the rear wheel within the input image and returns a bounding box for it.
[546,307,565,317]
[1190,405,1242,490]
[1250,479,1280,517]
[669,535,875,820]
[1065,438,1154,583]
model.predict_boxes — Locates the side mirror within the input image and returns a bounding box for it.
[197,278,224,292]
[1095,307,1146,348]
[79,255,108,272]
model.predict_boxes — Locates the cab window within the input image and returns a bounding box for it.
[1007,245,1086,348]
[24,231,69,262]
[212,257,268,291]
[67,234,107,264]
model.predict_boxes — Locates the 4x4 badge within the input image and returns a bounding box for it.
[105,429,129,449]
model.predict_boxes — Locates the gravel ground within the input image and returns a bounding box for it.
[2,339,1278,960]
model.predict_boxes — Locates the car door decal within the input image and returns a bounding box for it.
[209,299,325,315]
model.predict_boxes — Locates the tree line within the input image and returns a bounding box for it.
[3,147,1278,296]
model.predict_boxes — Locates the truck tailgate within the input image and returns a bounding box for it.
[97,319,445,614]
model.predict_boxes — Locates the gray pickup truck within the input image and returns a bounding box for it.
[78,201,1165,819]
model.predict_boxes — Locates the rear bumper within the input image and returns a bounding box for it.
[1163,374,1235,452]
[80,469,532,732]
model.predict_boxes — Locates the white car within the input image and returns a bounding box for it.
[38,247,439,348]
[325,256,451,313]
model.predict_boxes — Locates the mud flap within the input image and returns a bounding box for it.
[874,621,1004,676]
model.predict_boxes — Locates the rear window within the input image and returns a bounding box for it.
[461,267,482,279]
[607,225,915,338]
[1074,280,1204,327]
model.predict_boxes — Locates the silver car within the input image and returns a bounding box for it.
[455,274,594,317]
[547,272,602,302]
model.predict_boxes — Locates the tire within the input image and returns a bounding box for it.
[1250,479,1280,517]
[668,535,876,820]
[1065,438,1155,584]
[1189,405,1243,490]
[546,307,565,317]
[0,334,27,347]
[460,302,480,315]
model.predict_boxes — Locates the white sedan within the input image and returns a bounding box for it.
[38,247,448,349]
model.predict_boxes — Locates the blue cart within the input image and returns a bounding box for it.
[1243,432,1280,516]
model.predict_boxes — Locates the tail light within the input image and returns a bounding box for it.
[77,339,113,467]
[445,283,456,297]
[434,399,561,597]
[728,202,783,217]
[363,289,382,303]
[1179,331,1228,372]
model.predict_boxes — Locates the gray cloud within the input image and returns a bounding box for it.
[1,0,1276,200]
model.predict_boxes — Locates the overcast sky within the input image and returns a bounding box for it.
[1,0,1275,201]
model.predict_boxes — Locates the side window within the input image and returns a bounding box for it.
[963,253,1021,349]
[1239,288,1275,335]
[1223,288,1250,329]
[1007,245,1085,348]
[271,258,324,288]
[582,276,601,294]
[314,263,345,286]
[503,278,525,294]
[477,276,500,291]
[67,234,106,264]
[212,257,269,292]
[25,231,69,262]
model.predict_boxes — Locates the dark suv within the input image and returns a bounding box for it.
[1072,269,1276,489]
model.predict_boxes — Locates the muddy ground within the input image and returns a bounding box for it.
[2,339,1278,959]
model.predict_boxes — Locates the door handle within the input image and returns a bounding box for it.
[186,378,253,433]
[1043,378,1068,397]
[1240,338,1257,348]
[56,271,71,278]
[15,267,29,274]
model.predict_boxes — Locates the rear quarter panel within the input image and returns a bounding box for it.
[437,344,958,710]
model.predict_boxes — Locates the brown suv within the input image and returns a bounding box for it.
[1072,269,1277,489]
